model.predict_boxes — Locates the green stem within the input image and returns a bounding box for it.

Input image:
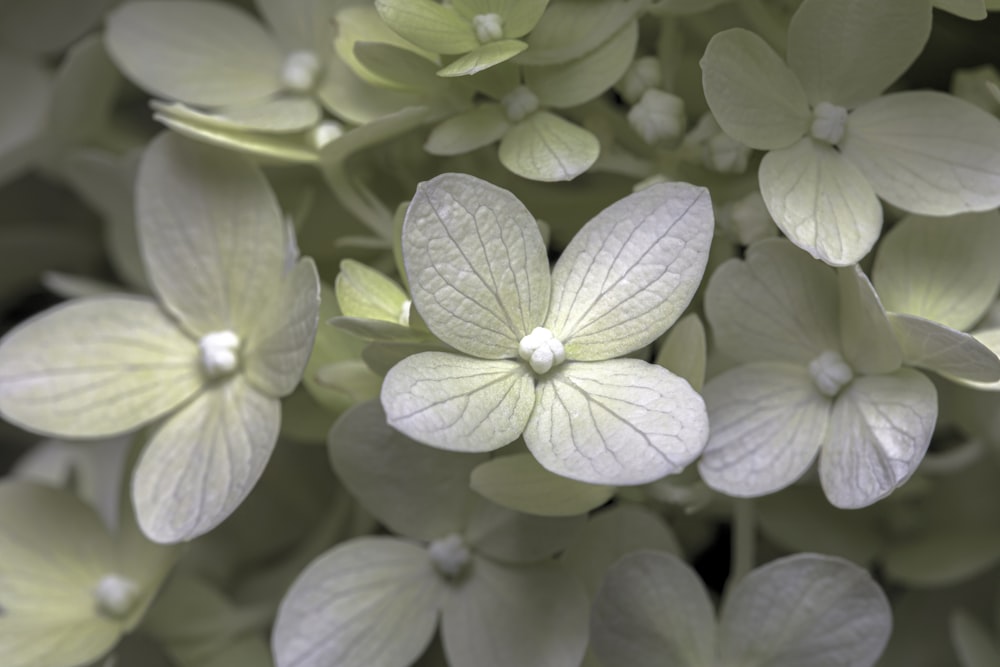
[729,498,756,587]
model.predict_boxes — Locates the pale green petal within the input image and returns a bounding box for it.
[820,369,936,509]
[105,1,282,106]
[328,400,484,541]
[841,91,1000,216]
[787,0,931,107]
[838,266,902,375]
[0,0,106,55]
[424,104,510,156]
[700,28,810,150]
[329,316,434,343]
[462,497,586,561]
[718,554,891,667]
[256,0,337,52]
[759,137,882,266]
[243,258,321,397]
[48,36,120,151]
[273,537,445,667]
[132,376,281,543]
[699,363,830,498]
[956,328,1000,390]
[888,313,1000,384]
[884,532,1000,588]
[518,0,645,65]
[441,559,588,667]
[561,504,681,599]
[136,132,287,337]
[527,21,638,108]
[335,259,410,322]
[451,0,548,37]
[525,359,708,485]
[198,97,322,133]
[402,172,550,356]
[654,313,707,393]
[546,182,713,360]
[0,54,51,184]
[318,58,424,125]
[0,296,201,438]
[353,42,442,92]
[704,238,840,364]
[381,352,534,452]
[590,551,717,667]
[498,111,600,182]
[873,212,1000,330]
[0,481,122,667]
[951,610,1000,667]
[375,0,479,54]
[936,0,989,18]
[438,41,527,77]
[470,453,614,516]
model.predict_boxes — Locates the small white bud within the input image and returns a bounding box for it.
[628,89,686,147]
[810,101,849,145]
[93,573,140,619]
[684,113,751,174]
[618,56,662,104]
[502,86,540,122]
[281,50,322,93]
[809,349,854,397]
[199,330,241,379]
[311,120,344,149]
[718,191,777,246]
[429,533,472,579]
[472,13,504,43]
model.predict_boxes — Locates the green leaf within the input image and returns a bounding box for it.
[463,497,586,562]
[837,266,902,374]
[873,212,1000,331]
[700,28,810,150]
[382,352,535,452]
[718,554,891,667]
[440,559,589,667]
[0,54,51,184]
[654,314,707,393]
[704,239,840,364]
[561,504,681,598]
[527,20,638,108]
[820,369,936,509]
[0,482,122,667]
[273,537,445,667]
[498,111,600,181]
[759,137,882,266]
[887,313,1000,384]
[525,359,709,485]
[591,551,717,667]
[402,173,550,357]
[518,0,645,65]
[132,376,281,543]
[328,400,485,541]
[105,1,282,106]
[787,0,931,108]
[0,296,202,438]
[841,91,1000,216]
[951,610,1000,667]
[243,258,321,397]
[699,363,830,498]
[137,132,287,337]
[375,0,479,54]
[438,40,527,77]
[424,104,510,156]
[546,182,713,360]
[470,453,614,516]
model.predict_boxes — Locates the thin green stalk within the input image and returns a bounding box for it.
[729,497,756,588]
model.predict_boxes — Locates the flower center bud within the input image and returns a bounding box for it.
[199,330,241,379]
[502,86,540,122]
[428,533,471,579]
[518,326,566,374]
[281,50,323,93]
[93,573,140,619]
[472,13,504,43]
[810,101,849,145]
[618,56,662,105]
[808,349,854,397]
[311,120,344,149]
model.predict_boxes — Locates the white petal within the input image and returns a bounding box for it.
[498,111,600,182]
[820,369,936,509]
[699,363,830,498]
[132,376,281,543]
[837,265,901,375]
[525,359,708,485]
[888,313,1000,384]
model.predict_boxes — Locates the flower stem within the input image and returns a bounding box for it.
[729,497,756,587]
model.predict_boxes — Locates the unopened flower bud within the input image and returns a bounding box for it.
[628,89,686,148]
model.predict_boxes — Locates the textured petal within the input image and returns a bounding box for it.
[837,266,902,375]
[438,41,527,77]
[132,376,281,543]
[841,91,1000,216]
[136,132,287,337]
[402,173,550,357]
[654,313,707,393]
[546,182,713,360]
[423,104,510,156]
[498,111,600,182]
[525,359,708,485]
[888,313,1000,384]
[273,537,445,667]
[375,0,478,54]
[700,28,810,150]
[105,1,282,106]
[718,554,892,667]
[699,363,830,498]
[759,137,882,266]
[381,352,534,452]
[0,296,201,438]
[704,238,840,364]
[820,369,936,509]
